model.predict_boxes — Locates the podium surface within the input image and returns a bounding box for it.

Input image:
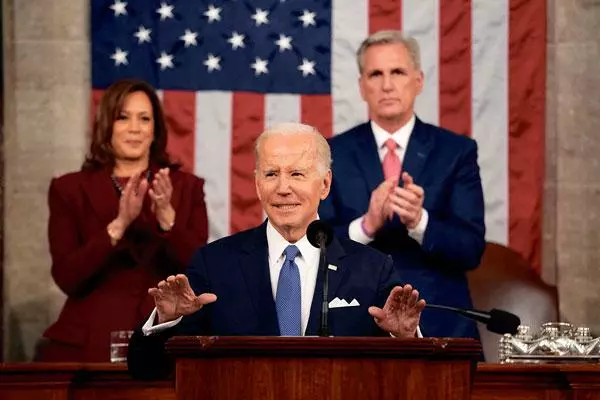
[166,336,481,400]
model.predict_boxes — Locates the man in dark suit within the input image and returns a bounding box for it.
[128,123,426,380]
[319,30,485,339]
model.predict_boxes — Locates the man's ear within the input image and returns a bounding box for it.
[358,76,366,101]
[320,170,332,200]
[415,70,424,95]
[254,170,262,202]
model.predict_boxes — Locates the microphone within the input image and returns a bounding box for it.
[306,220,333,337]
[425,304,521,335]
[307,220,333,249]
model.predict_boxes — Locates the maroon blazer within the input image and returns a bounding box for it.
[38,166,208,362]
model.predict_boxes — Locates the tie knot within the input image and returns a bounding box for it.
[384,138,398,151]
[284,245,300,262]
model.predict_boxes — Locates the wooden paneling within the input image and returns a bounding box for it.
[168,337,480,400]
[0,363,174,400]
[473,364,600,400]
[3,361,600,399]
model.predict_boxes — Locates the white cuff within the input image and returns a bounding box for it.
[349,217,374,244]
[407,209,429,245]
[142,308,183,336]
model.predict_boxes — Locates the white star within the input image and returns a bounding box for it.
[204,5,222,23]
[251,8,269,26]
[298,58,316,77]
[299,10,316,27]
[134,26,152,44]
[156,2,175,21]
[275,34,292,52]
[180,29,198,47]
[156,51,174,70]
[110,0,127,17]
[203,54,221,72]
[111,48,128,66]
[227,32,246,50]
[250,57,269,75]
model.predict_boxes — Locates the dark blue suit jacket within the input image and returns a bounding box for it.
[319,119,486,339]
[128,222,402,379]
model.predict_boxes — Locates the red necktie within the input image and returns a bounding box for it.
[382,138,401,180]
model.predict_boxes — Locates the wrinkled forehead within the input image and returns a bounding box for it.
[257,135,318,170]
[362,43,414,70]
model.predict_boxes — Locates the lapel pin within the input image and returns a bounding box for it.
[328,264,337,271]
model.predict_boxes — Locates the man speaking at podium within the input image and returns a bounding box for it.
[128,123,425,380]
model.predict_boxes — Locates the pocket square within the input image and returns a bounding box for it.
[329,297,360,308]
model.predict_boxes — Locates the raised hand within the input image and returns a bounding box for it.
[148,274,217,324]
[107,173,149,244]
[368,284,425,338]
[117,172,149,225]
[388,172,425,229]
[149,168,175,231]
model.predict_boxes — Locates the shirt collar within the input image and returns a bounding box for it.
[370,114,416,151]
[266,220,320,263]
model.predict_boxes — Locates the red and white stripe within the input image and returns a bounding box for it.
[91,0,546,272]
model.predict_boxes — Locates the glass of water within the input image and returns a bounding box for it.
[110,330,133,363]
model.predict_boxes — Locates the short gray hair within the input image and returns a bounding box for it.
[254,122,332,176]
[356,30,421,73]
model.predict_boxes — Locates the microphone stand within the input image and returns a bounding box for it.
[425,303,521,335]
[317,233,329,337]
[425,303,490,322]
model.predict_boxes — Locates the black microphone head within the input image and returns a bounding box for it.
[487,309,521,335]
[307,220,333,248]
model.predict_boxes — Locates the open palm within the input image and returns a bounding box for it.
[148,274,217,324]
[368,285,425,338]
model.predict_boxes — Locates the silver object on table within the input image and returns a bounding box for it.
[499,322,600,364]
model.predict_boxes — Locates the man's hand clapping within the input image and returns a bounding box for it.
[387,172,424,230]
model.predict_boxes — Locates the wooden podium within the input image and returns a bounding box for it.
[165,336,481,400]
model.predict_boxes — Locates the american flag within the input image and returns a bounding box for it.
[91,0,546,272]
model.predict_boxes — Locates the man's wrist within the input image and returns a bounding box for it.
[389,329,419,338]
[157,312,179,325]
[361,217,376,238]
[407,210,423,230]
[407,209,429,245]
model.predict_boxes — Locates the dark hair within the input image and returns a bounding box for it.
[82,79,178,170]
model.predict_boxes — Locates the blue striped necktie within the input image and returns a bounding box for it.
[275,245,302,336]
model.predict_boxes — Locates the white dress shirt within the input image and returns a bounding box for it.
[348,115,429,245]
[266,221,320,336]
